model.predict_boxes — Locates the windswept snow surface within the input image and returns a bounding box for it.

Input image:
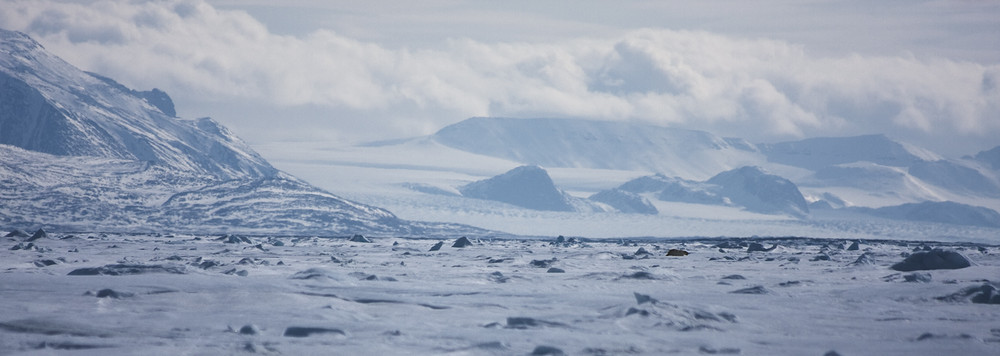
[2,233,998,355]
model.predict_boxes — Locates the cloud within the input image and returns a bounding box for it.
[1,0,998,155]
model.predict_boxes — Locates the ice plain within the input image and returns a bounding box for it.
[2,232,998,355]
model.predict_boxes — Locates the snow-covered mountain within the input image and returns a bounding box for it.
[594,167,809,218]
[852,201,1000,228]
[459,165,576,212]
[972,145,1000,171]
[433,117,763,180]
[0,29,274,180]
[706,166,810,218]
[0,29,476,236]
[757,134,938,171]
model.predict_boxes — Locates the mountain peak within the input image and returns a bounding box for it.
[0,29,275,180]
[0,29,43,51]
[974,145,1000,170]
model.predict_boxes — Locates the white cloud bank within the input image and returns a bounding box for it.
[1,0,998,155]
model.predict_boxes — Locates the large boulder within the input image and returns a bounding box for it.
[26,228,47,241]
[891,249,972,271]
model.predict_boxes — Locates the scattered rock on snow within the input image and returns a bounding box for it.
[92,289,134,299]
[715,241,744,249]
[349,234,372,243]
[891,249,972,271]
[10,242,46,251]
[217,234,253,244]
[698,346,741,354]
[488,271,509,283]
[452,236,473,248]
[730,286,771,294]
[0,318,113,337]
[238,324,260,335]
[903,272,932,283]
[531,345,566,356]
[633,292,659,305]
[429,241,444,251]
[223,268,249,276]
[5,229,29,238]
[289,268,342,281]
[847,241,860,251]
[283,326,346,337]
[68,264,186,276]
[33,259,58,267]
[747,243,777,252]
[27,229,48,241]
[914,332,974,341]
[546,268,565,273]
[666,249,689,256]
[530,258,557,268]
[811,254,831,261]
[849,252,878,266]
[618,271,658,280]
[504,317,567,329]
[937,283,1000,304]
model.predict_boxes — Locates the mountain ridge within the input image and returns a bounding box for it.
[432,116,763,180]
[0,29,484,237]
[0,29,274,180]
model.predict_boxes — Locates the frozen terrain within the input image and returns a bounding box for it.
[2,27,1000,355]
[2,232,998,355]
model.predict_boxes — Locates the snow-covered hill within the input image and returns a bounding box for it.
[0,29,477,237]
[459,165,576,212]
[706,166,810,218]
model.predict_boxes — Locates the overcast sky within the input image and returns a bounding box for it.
[1,0,998,156]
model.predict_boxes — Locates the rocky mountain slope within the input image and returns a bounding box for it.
[0,29,474,236]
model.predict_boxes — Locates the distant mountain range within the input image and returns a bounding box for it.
[0,29,480,237]
[427,116,1000,227]
[434,117,761,180]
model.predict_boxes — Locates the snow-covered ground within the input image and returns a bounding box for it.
[2,232,998,355]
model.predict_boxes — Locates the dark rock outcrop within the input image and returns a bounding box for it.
[890,249,972,271]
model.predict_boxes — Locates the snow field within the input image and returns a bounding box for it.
[2,233,998,355]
